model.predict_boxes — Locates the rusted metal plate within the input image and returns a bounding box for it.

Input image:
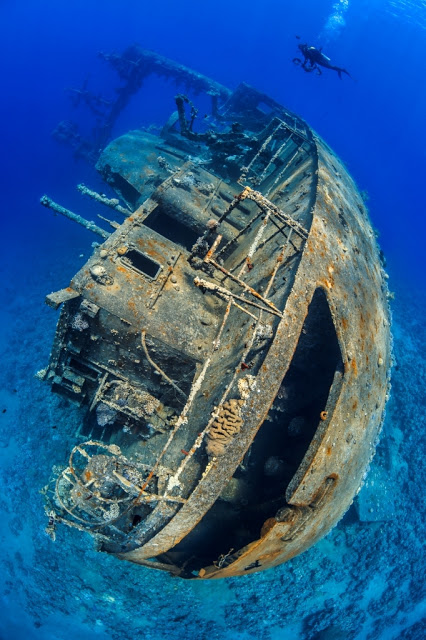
[45,287,80,309]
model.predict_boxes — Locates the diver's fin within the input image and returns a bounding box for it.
[337,68,351,79]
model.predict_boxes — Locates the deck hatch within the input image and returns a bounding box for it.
[120,249,162,279]
[143,207,199,251]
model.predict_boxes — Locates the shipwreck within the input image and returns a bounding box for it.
[39,46,392,578]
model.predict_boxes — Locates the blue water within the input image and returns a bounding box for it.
[0,1,425,639]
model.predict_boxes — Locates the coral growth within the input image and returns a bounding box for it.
[206,398,244,457]
[71,312,89,332]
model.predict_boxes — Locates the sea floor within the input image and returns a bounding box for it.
[0,248,425,640]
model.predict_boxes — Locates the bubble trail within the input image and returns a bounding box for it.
[319,0,350,44]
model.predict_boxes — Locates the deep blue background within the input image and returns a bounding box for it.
[0,2,425,639]
[1,0,425,288]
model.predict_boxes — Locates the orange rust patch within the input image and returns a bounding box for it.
[260,518,277,537]
[341,317,348,330]
[116,265,136,284]
[192,195,203,209]
[146,247,161,259]
[128,299,138,317]
[320,277,333,290]
[352,399,358,410]
[351,358,358,376]
[326,446,332,456]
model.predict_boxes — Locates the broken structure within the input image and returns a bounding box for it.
[39,46,392,578]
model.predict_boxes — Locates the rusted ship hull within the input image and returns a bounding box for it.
[40,48,391,578]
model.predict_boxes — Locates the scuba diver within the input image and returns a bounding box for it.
[293,41,351,79]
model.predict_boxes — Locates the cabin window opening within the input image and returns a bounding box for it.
[164,288,343,573]
[121,249,161,279]
[143,207,199,251]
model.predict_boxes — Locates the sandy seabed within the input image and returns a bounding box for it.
[0,251,425,640]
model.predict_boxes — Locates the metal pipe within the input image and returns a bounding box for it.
[77,183,131,216]
[40,195,110,239]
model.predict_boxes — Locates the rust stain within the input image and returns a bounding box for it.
[146,247,160,260]
[192,195,203,209]
[128,298,138,317]
[116,265,136,284]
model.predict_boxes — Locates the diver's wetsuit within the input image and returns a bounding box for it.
[294,44,350,79]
